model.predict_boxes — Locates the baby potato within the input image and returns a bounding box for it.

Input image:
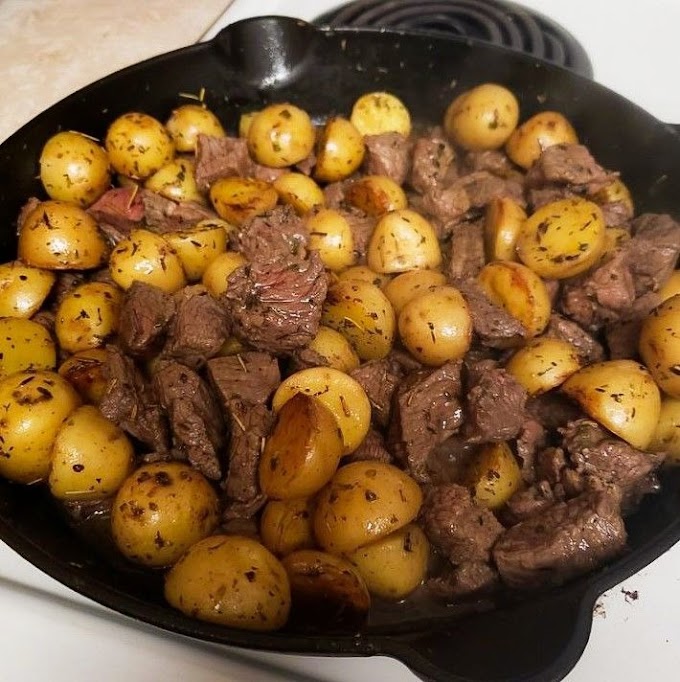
[209,176,278,226]
[383,269,447,315]
[562,359,661,449]
[201,250,247,297]
[165,535,290,631]
[48,405,134,501]
[505,111,578,169]
[55,282,122,354]
[444,83,520,151]
[350,92,411,137]
[517,198,606,279]
[649,398,680,463]
[273,367,371,455]
[659,271,680,302]
[109,229,186,293]
[639,294,680,398]
[465,442,523,510]
[58,348,109,404]
[165,103,225,152]
[18,200,108,270]
[314,461,423,554]
[593,177,634,215]
[306,208,356,272]
[39,131,111,207]
[346,524,429,600]
[0,370,81,484]
[0,317,56,378]
[0,261,55,318]
[367,209,441,274]
[398,285,472,366]
[260,497,316,557]
[274,172,325,215]
[345,175,408,217]
[321,279,396,361]
[144,158,204,204]
[307,326,360,373]
[282,550,370,630]
[337,265,392,290]
[477,261,551,339]
[506,337,582,396]
[259,393,344,499]
[314,116,365,183]
[238,111,258,139]
[105,112,174,179]
[247,103,315,168]
[484,197,527,262]
[164,220,227,281]
[111,461,220,568]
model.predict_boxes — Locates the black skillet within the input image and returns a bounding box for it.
[1,15,680,682]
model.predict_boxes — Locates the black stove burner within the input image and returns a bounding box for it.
[314,0,593,78]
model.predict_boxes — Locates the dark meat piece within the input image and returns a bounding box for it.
[535,447,569,485]
[458,279,526,348]
[338,207,375,261]
[628,213,680,294]
[427,562,498,601]
[17,196,41,233]
[528,186,578,211]
[141,190,215,233]
[100,346,169,452]
[287,346,329,372]
[454,171,525,210]
[493,490,627,589]
[448,219,485,282]
[600,200,633,227]
[363,132,411,185]
[426,435,479,485]
[461,150,518,179]
[222,400,272,511]
[504,481,559,524]
[50,271,87,309]
[224,251,327,354]
[221,516,261,538]
[118,281,175,357]
[350,357,404,429]
[419,183,470,227]
[295,151,316,177]
[421,484,504,564]
[194,135,251,190]
[465,367,527,443]
[388,361,464,482]
[323,180,348,208]
[345,428,393,465]
[223,495,268,522]
[31,310,56,334]
[88,187,144,240]
[544,313,605,363]
[235,206,308,264]
[206,352,281,407]
[410,128,456,194]
[163,285,230,368]
[515,417,547,484]
[153,360,224,480]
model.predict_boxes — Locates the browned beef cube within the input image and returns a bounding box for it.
[206,352,280,407]
[448,219,485,282]
[363,132,411,185]
[427,561,498,601]
[88,187,144,236]
[544,313,605,363]
[409,128,456,194]
[235,206,308,264]
[140,189,215,233]
[345,428,393,465]
[350,357,404,429]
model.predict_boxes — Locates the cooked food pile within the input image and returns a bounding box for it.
[0,83,679,632]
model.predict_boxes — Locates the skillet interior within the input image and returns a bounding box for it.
[1,16,680,682]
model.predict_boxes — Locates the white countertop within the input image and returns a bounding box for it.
[2,1,680,681]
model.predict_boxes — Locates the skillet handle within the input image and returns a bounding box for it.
[385,589,595,682]
[211,16,318,87]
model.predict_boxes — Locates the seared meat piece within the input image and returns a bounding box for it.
[206,352,280,407]
[426,435,479,485]
[16,196,41,232]
[388,361,464,482]
[493,490,627,589]
[350,357,404,429]
[448,219,485,282]
[363,132,411,185]
[410,128,456,194]
[453,171,525,210]
[345,428,393,465]
[515,417,547,483]
[194,134,251,190]
[337,207,375,261]
[50,271,87,310]
[504,480,559,524]
[88,187,144,239]
[528,186,578,211]
[141,190,215,233]
[461,149,517,178]
[287,346,329,373]
[427,561,498,601]
[600,200,633,227]
[628,213,680,294]
[323,180,349,208]
[224,251,327,354]
[525,391,583,432]
[420,183,470,227]
[421,484,504,564]
[153,360,224,480]
[118,281,175,357]
[544,313,605,363]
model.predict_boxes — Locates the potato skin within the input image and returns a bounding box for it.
[466,442,522,510]
[307,326,360,373]
[314,117,366,183]
[384,269,447,315]
[274,172,325,215]
[350,92,411,137]
[209,177,278,226]
[164,221,227,281]
[346,524,429,600]
[0,317,56,378]
[144,158,204,204]
[649,397,680,463]
[517,198,606,279]
[313,461,423,554]
[0,261,55,318]
[165,535,291,631]
[0,370,81,484]
[201,250,247,297]
[48,405,135,501]
[505,111,578,169]
[111,462,219,568]
[345,175,407,217]
[259,393,344,499]
[484,197,526,262]
[165,104,225,152]
[639,294,680,398]
[658,271,680,303]
[562,359,661,449]
[260,497,316,557]
[337,265,392,290]
[305,209,356,272]
[58,348,109,404]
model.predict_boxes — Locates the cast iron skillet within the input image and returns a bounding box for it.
[1,15,680,682]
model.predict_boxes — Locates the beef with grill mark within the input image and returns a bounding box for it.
[350,357,404,429]
[448,219,485,282]
[223,251,327,354]
[363,132,412,185]
[141,189,216,233]
[100,346,169,453]
[493,489,627,590]
[118,281,175,357]
[153,359,224,480]
[206,352,280,408]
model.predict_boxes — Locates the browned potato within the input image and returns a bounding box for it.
[58,348,109,404]
[209,177,278,226]
[383,269,447,315]
[165,104,225,152]
[466,442,523,510]
[259,393,344,500]
[305,209,356,272]
[307,326,360,373]
[274,172,325,215]
[0,318,56,378]
[639,294,680,398]
[350,92,411,137]
[201,250,247,297]
[649,398,680,463]
[345,175,408,217]
[505,111,578,169]
[144,158,204,204]
[314,117,365,183]
[659,271,680,303]
[260,497,316,557]
[164,220,227,281]
[0,261,55,318]
[484,197,526,262]
[281,550,370,630]
[313,461,423,554]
